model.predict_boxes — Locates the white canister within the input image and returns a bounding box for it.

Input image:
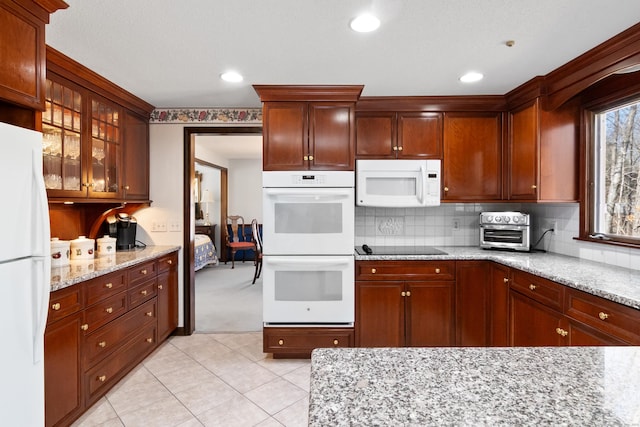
[50,238,70,267]
[70,236,95,260]
[96,235,117,257]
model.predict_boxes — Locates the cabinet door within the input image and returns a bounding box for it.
[490,263,510,346]
[122,111,149,200]
[455,261,490,346]
[397,112,442,159]
[87,97,121,198]
[356,281,405,347]
[443,112,502,200]
[157,268,178,342]
[510,291,565,346]
[508,100,539,200]
[309,102,354,170]
[355,112,396,158]
[262,102,308,170]
[45,312,83,427]
[567,320,626,346]
[405,281,454,346]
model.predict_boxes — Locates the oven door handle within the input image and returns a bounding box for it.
[264,188,352,201]
[265,257,352,267]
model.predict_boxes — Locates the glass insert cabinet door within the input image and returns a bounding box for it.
[89,99,119,195]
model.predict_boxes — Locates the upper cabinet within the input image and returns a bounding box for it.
[442,112,503,201]
[0,0,67,126]
[253,85,363,171]
[44,47,154,202]
[507,96,579,202]
[355,112,442,159]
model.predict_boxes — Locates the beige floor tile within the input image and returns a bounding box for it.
[117,395,194,427]
[244,378,308,415]
[177,418,206,427]
[211,332,262,350]
[258,357,310,377]
[255,418,285,427]
[282,364,311,393]
[217,361,279,393]
[178,339,234,364]
[273,397,309,427]
[169,333,216,350]
[106,368,173,416]
[151,361,217,395]
[196,394,271,427]
[173,376,241,415]
[198,350,255,377]
[70,397,120,427]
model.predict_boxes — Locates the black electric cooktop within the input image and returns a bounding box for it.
[355,245,448,256]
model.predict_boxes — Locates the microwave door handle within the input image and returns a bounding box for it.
[417,164,426,205]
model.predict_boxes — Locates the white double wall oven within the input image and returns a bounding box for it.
[262,171,355,326]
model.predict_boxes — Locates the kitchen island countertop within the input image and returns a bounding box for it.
[355,246,640,310]
[50,245,180,292]
[309,346,640,426]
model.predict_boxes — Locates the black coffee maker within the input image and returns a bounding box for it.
[107,213,137,250]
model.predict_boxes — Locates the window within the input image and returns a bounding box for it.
[592,99,640,243]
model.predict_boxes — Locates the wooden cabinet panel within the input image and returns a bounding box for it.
[443,112,502,201]
[128,260,156,285]
[455,261,491,346]
[356,281,405,347]
[356,260,455,281]
[128,277,157,308]
[48,285,83,324]
[262,102,307,170]
[85,271,126,307]
[44,311,83,427]
[83,291,127,334]
[510,291,566,346]
[122,111,149,200]
[567,319,626,346]
[263,327,353,357]
[157,269,178,341]
[309,103,354,170]
[490,263,510,346]
[397,112,442,159]
[508,100,538,199]
[406,281,454,346]
[510,269,564,311]
[355,112,395,158]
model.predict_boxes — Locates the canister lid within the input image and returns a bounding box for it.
[97,234,116,243]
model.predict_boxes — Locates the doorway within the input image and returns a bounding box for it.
[182,126,262,334]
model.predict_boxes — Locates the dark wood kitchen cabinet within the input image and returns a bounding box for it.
[455,261,491,346]
[263,327,354,358]
[157,251,179,341]
[490,263,510,346]
[355,111,443,159]
[507,97,579,202]
[253,85,363,171]
[356,260,455,347]
[443,112,503,201]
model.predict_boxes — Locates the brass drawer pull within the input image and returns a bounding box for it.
[97,375,106,382]
[146,338,153,343]
[371,268,376,274]
[158,284,163,290]
[98,341,106,348]
[531,184,537,189]
[105,282,113,289]
[141,269,148,275]
[51,302,61,311]
[278,339,284,346]
[81,324,89,331]
[146,311,153,317]
[105,307,113,314]
[435,268,440,274]
[555,328,568,337]
[167,260,173,265]
[529,284,537,291]
[503,277,509,283]
[141,290,148,296]
[598,312,609,321]
[333,339,339,346]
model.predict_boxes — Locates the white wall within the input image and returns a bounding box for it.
[228,158,263,223]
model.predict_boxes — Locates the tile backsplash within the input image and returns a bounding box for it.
[355,202,640,271]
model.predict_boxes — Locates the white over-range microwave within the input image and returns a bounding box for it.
[356,159,441,207]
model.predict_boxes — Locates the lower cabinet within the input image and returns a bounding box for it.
[490,263,510,346]
[356,261,455,347]
[263,327,353,358]
[455,261,491,346]
[510,290,567,346]
[44,250,179,427]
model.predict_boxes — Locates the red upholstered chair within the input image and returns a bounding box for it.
[225,215,255,268]
[251,219,262,284]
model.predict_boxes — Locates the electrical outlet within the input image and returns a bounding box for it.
[551,221,557,234]
[168,220,181,232]
[158,221,167,232]
[152,221,167,232]
[452,217,460,230]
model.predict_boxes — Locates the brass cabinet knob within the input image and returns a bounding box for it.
[555,328,568,337]
[397,146,403,151]
[392,146,398,151]
[51,302,61,311]
[98,341,106,348]
[308,155,314,161]
[371,268,376,274]
[444,187,449,192]
[146,338,153,343]
[167,260,173,265]
[333,339,339,346]
[158,284,164,290]
[97,375,106,382]
[401,291,406,297]
[123,185,130,190]
[435,268,441,274]
[529,284,537,291]
[503,277,509,283]
[141,290,148,296]
[141,269,148,275]
[598,312,609,321]
[81,324,89,331]
[406,291,411,297]
[278,339,284,346]
[303,155,309,161]
[531,184,537,189]
[105,282,113,289]
[146,311,153,317]
[105,307,113,314]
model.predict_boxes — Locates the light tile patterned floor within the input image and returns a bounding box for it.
[71,332,310,427]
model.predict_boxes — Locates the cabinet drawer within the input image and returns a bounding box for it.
[128,278,157,308]
[128,261,156,285]
[263,327,353,356]
[356,260,455,281]
[565,288,640,344]
[85,271,126,306]
[85,324,157,400]
[48,285,83,324]
[157,252,178,273]
[83,292,127,334]
[83,299,156,367]
[510,270,564,311]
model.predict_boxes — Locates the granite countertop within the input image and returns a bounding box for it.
[309,346,640,426]
[355,246,640,310]
[50,245,181,292]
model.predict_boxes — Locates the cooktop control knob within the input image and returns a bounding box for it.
[513,216,521,223]
[503,216,511,223]
[495,216,502,223]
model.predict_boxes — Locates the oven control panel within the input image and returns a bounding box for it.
[480,212,530,226]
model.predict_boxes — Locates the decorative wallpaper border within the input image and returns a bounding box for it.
[149,108,262,124]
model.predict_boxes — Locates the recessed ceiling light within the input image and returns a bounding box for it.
[350,14,380,32]
[220,71,243,83]
[459,72,484,83]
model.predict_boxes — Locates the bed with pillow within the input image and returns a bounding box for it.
[194,233,217,270]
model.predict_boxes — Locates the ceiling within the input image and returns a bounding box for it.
[45,1,640,110]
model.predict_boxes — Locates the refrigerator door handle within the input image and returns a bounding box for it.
[32,147,50,257]
[32,257,49,364]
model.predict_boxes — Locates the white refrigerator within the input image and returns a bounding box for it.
[0,122,51,426]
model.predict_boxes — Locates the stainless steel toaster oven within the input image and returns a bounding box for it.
[479,212,530,252]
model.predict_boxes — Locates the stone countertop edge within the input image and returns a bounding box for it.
[50,245,181,292]
[354,246,640,310]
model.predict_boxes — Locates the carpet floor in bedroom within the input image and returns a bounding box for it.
[195,261,263,333]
